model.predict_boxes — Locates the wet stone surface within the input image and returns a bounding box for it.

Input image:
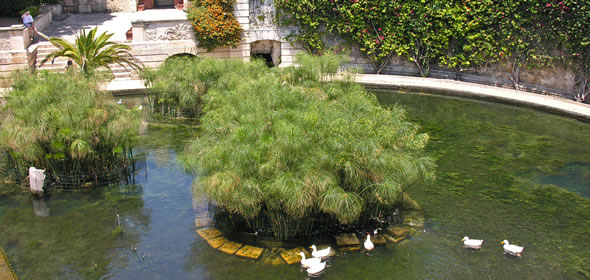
[207,237,229,249]
[196,227,223,240]
[218,241,243,255]
[387,226,411,237]
[235,245,264,260]
[371,234,388,245]
[280,247,307,264]
[334,233,360,247]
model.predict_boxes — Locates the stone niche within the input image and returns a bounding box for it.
[250,40,280,67]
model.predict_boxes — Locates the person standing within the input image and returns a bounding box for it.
[21,10,37,39]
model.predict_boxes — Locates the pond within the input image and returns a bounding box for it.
[1,91,589,279]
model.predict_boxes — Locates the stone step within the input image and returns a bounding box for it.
[0,247,17,280]
[234,245,264,260]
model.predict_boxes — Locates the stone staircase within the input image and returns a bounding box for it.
[33,43,135,80]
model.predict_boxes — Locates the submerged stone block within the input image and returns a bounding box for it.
[194,217,213,228]
[386,234,407,244]
[196,227,223,240]
[219,241,243,255]
[387,226,410,238]
[207,236,229,249]
[403,210,425,228]
[235,245,264,260]
[372,234,388,245]
[338,245,361,252]
[280,247,306,264]
[261,253,284,266]
[335,233,360,247]
[398,193,422,210]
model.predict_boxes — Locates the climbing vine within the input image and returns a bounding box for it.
[275,0,590,101]
[188,0,243,51]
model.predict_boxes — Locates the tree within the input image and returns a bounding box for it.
[181,54,435,239]
[40,27,141,76]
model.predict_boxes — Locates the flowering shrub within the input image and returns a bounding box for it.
[188,0,243,51]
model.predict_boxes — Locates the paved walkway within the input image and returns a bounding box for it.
[40,9,187,42]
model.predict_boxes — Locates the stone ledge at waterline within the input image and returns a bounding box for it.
[193,193,425,264]
[348,74,590,122]
[0,247,17,280]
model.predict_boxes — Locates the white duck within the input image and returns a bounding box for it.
[310,245,331,259]
[306,261,327,275]
[364,234,375,251]
[501,240,524,257]
[299,252,322,268]
[461,236,484,249]
[116,99,123,105]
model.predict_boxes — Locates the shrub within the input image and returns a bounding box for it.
[188,0,243,51]
[181,54,435,239]
[0,71,140,186]
[19,5,40,17]
[0,0,35,17]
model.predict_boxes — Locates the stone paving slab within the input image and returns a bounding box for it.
[194,217,213,228]
[385,234,407,244]
[206,236,229,249]
[218,241,243,255]
[280,247,306,265]
[196,227,222,240]
[372,234,388,245]
[40,9,187,42]
[334,233,360,247]
[235,245,264,259]
[387,226,410,238]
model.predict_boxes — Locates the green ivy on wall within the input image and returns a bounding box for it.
[275,0,590,101]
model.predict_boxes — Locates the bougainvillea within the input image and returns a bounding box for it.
[188,0,242,51]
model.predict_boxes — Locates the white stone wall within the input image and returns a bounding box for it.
[60,0,136,13]
[144,21,194,41]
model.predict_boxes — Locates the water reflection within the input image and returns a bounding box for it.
[31,197,49,217]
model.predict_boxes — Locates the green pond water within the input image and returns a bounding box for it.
[1,91,590,279]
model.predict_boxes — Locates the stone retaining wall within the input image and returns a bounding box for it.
[60,0,136,13]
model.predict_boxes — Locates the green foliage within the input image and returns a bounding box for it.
[40,27,142,76]
[181,55,435,235]
[188,0,243,51]
[0,0,35,17]
[0,71,140,183]
[141,56,268,119]
[20,5,40,17]
[275,0,590,96]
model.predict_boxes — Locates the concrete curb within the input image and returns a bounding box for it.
[351,74,590,122]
